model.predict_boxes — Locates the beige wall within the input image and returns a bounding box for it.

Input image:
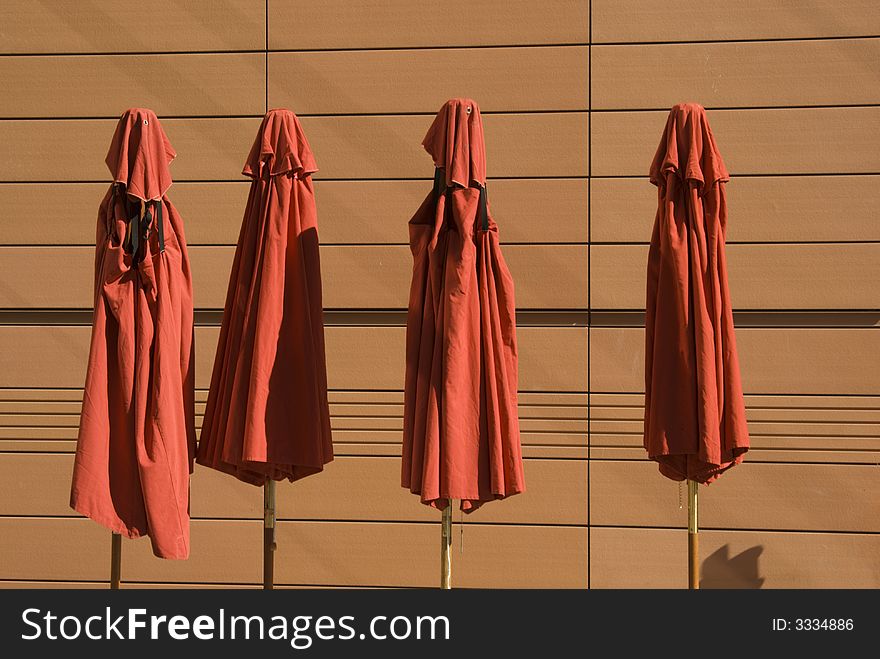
[0,1,876,588]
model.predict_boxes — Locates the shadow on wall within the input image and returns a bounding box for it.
[701,544,765,589]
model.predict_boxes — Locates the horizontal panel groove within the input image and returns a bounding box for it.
[0,387,584,395]
[590,426,879,435]
[267,43,590,53]
[0,242,591,248]
[592,35,880,46]
[0,310,591,327]
[596,434,880,438]
[588,387,880,398]
[2,518,878,535]
[4,454,872,468]
[0,177,588,184]
[588,311,880,327]
[0,109,589,121]
[0,578,108,584]
[1,311,876,328]
[590,241,880,246]
[589,524,879,535]
[2,177,587,183]
[0,44,590,57]
[0,242,592,248]
[592,391,880,397]
[3,107,878,122]
[591,103,880,112]
[4,241,877,248]
[590,448,879,456]
[589,458,878,470]
[0,515,583,530]
[0,449,591,459]
[589,458,879,467]
[0,50,266,57]
[0,176,589,184]
[591,172,880,179]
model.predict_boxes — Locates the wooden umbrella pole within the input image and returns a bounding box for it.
[263,480,277,590]
[687,479,699,590]
[110,532,122,589]
[440,499,452,590]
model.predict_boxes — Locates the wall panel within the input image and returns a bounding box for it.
[0,325,589,392]
[591,0,880,43]
[590,328,880,394]
[591,527,880,588]
[590,175,880,243]
[589,243,880,310]
[591,108,880,176]
[0,453,587,526]
[0,1,266,54]
[269,47,588,113]
[0,54,265,117]
[590,461,880,532]
[268,0,589,49]
[592,39,880,109]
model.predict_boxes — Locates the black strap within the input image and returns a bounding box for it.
[155,200,165,253]
[123,198,165,261]
[108,185,119,239]
[478,184,488,232]
[140,206,152,262]
[433,167,445,201]
[432,168,488,231]
[126,203,140,258]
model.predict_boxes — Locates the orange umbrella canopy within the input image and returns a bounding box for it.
[197,109,333,485]
[644,103,750,484]
[71,108,196,559]
[402,98,525,511]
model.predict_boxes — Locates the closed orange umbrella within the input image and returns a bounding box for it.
[196,109,333,587]
[644,103,750,587]
[403,98,525,586]
[70,108,196,566]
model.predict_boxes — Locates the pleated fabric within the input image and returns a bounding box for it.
[403,98,525,512]
[71,108,196,559]
[196,109,333,485]
[644,103,750,484]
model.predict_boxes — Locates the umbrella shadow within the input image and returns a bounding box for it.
[700,544,765,589]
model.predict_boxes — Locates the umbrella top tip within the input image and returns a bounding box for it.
[442,97,480,114]
[669,102,707,116]
[119,107,159,122]
[265,107,298,118]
